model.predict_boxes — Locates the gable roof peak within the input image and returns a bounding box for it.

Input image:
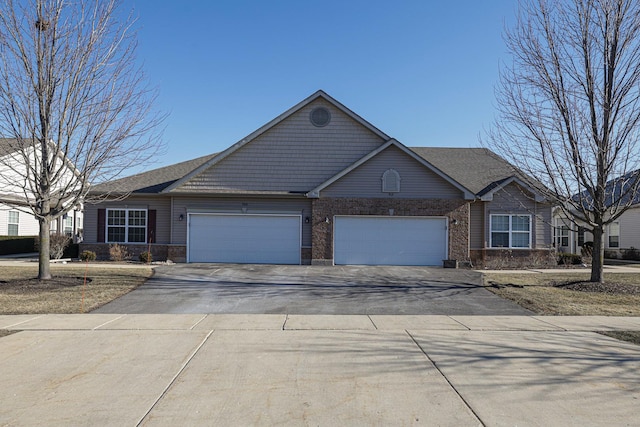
[162,90,390,193]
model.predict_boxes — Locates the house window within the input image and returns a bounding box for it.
[490,214,531,248]
[63,215,73,236]
[608,222,620,248]
[7,210,19,236]
[382,169,401,193]
[578,227,585,247]
[557,226,569,247]
[106,209,147,243]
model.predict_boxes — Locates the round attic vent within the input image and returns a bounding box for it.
[310,107,331,127]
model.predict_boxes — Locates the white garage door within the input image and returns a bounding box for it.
[188,214,301,264]
[334,216,447,266]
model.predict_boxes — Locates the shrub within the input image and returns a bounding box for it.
[622,247,640,261]
[0,236,36,255]
[558,253,582,265]
[34,234,72,259]
[604,250,618,259]
[109,243,128,262]
[79,250,97,262]
[139,251,152,264]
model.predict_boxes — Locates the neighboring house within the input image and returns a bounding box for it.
[0,138,83,241]
[554,170,640,256]
[81,90,553,267]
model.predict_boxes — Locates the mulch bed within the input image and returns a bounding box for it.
[0,277,88,293]
[552,281,640,295]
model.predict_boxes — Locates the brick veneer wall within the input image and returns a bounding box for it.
[470,248,556,269]
[79,243,187,262]
[311,198,469,264]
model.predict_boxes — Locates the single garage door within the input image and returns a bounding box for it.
[188,214,301,264]
[334,216,447,266]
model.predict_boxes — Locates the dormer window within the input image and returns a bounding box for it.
[382,169,401,193]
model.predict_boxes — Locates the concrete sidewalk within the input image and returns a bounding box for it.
[1,314,639,426]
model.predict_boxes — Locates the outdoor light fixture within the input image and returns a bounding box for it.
[179,214,184,221]
[451,219,458,225]
[305,216,310,223]
[325,217,330,223]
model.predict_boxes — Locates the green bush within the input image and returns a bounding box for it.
[139,251,152,263]
[79,250,97,262]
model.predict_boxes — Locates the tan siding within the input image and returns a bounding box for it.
[469,201,484,249]
[175,98,386,193]
[485,183,552,248]
[171,197,312,246]
[84,197,171,244]
[321,145,463,199]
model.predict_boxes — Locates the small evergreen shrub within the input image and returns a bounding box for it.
[139,251,152,263]
[79,250,97,262]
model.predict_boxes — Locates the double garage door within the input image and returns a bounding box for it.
[188,214,301,264]
[334,216,448,266]
[187,213,447,266]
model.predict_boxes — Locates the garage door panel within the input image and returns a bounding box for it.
[188,214,301,264]
[334,216,447,266]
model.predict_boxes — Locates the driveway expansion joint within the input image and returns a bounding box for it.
[135,329,214,426]
[405,330,487,427]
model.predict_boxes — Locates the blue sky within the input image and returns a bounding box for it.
[127,1,518,168]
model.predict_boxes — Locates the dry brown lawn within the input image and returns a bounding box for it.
[484,272,640,316]
[0,264,153,314]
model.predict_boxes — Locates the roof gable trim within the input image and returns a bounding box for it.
[479,176,546,202]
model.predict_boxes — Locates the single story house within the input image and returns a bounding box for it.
[81,90,553,267]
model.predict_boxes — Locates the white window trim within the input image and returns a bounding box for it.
[381,169,401,193]
[7,210,19,236]
[106,208,148,243]
[490,214,532,249]
[608,221,620,248]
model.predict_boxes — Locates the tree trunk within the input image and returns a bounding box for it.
[591,225,605,284]
[38,217,52,280]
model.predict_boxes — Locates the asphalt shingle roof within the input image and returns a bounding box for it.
[90,153,218,194]
[92,146,527,196]
[409,147,523,194]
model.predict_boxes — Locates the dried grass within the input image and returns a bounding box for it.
[0,264,153,314]
[484,272,640,316]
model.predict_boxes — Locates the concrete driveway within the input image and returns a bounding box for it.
[94,264,531,315]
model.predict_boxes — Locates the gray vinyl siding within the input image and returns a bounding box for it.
[321,145,463,199]
[174,98,386,193]
[619,207,640,249]
[171,196,312,246]
[485,183,552,248]
[469,201,484,249]
[84,196,171,244]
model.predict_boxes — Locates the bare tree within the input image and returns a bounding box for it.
[0,0,164,279]
[486,0,640,283]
